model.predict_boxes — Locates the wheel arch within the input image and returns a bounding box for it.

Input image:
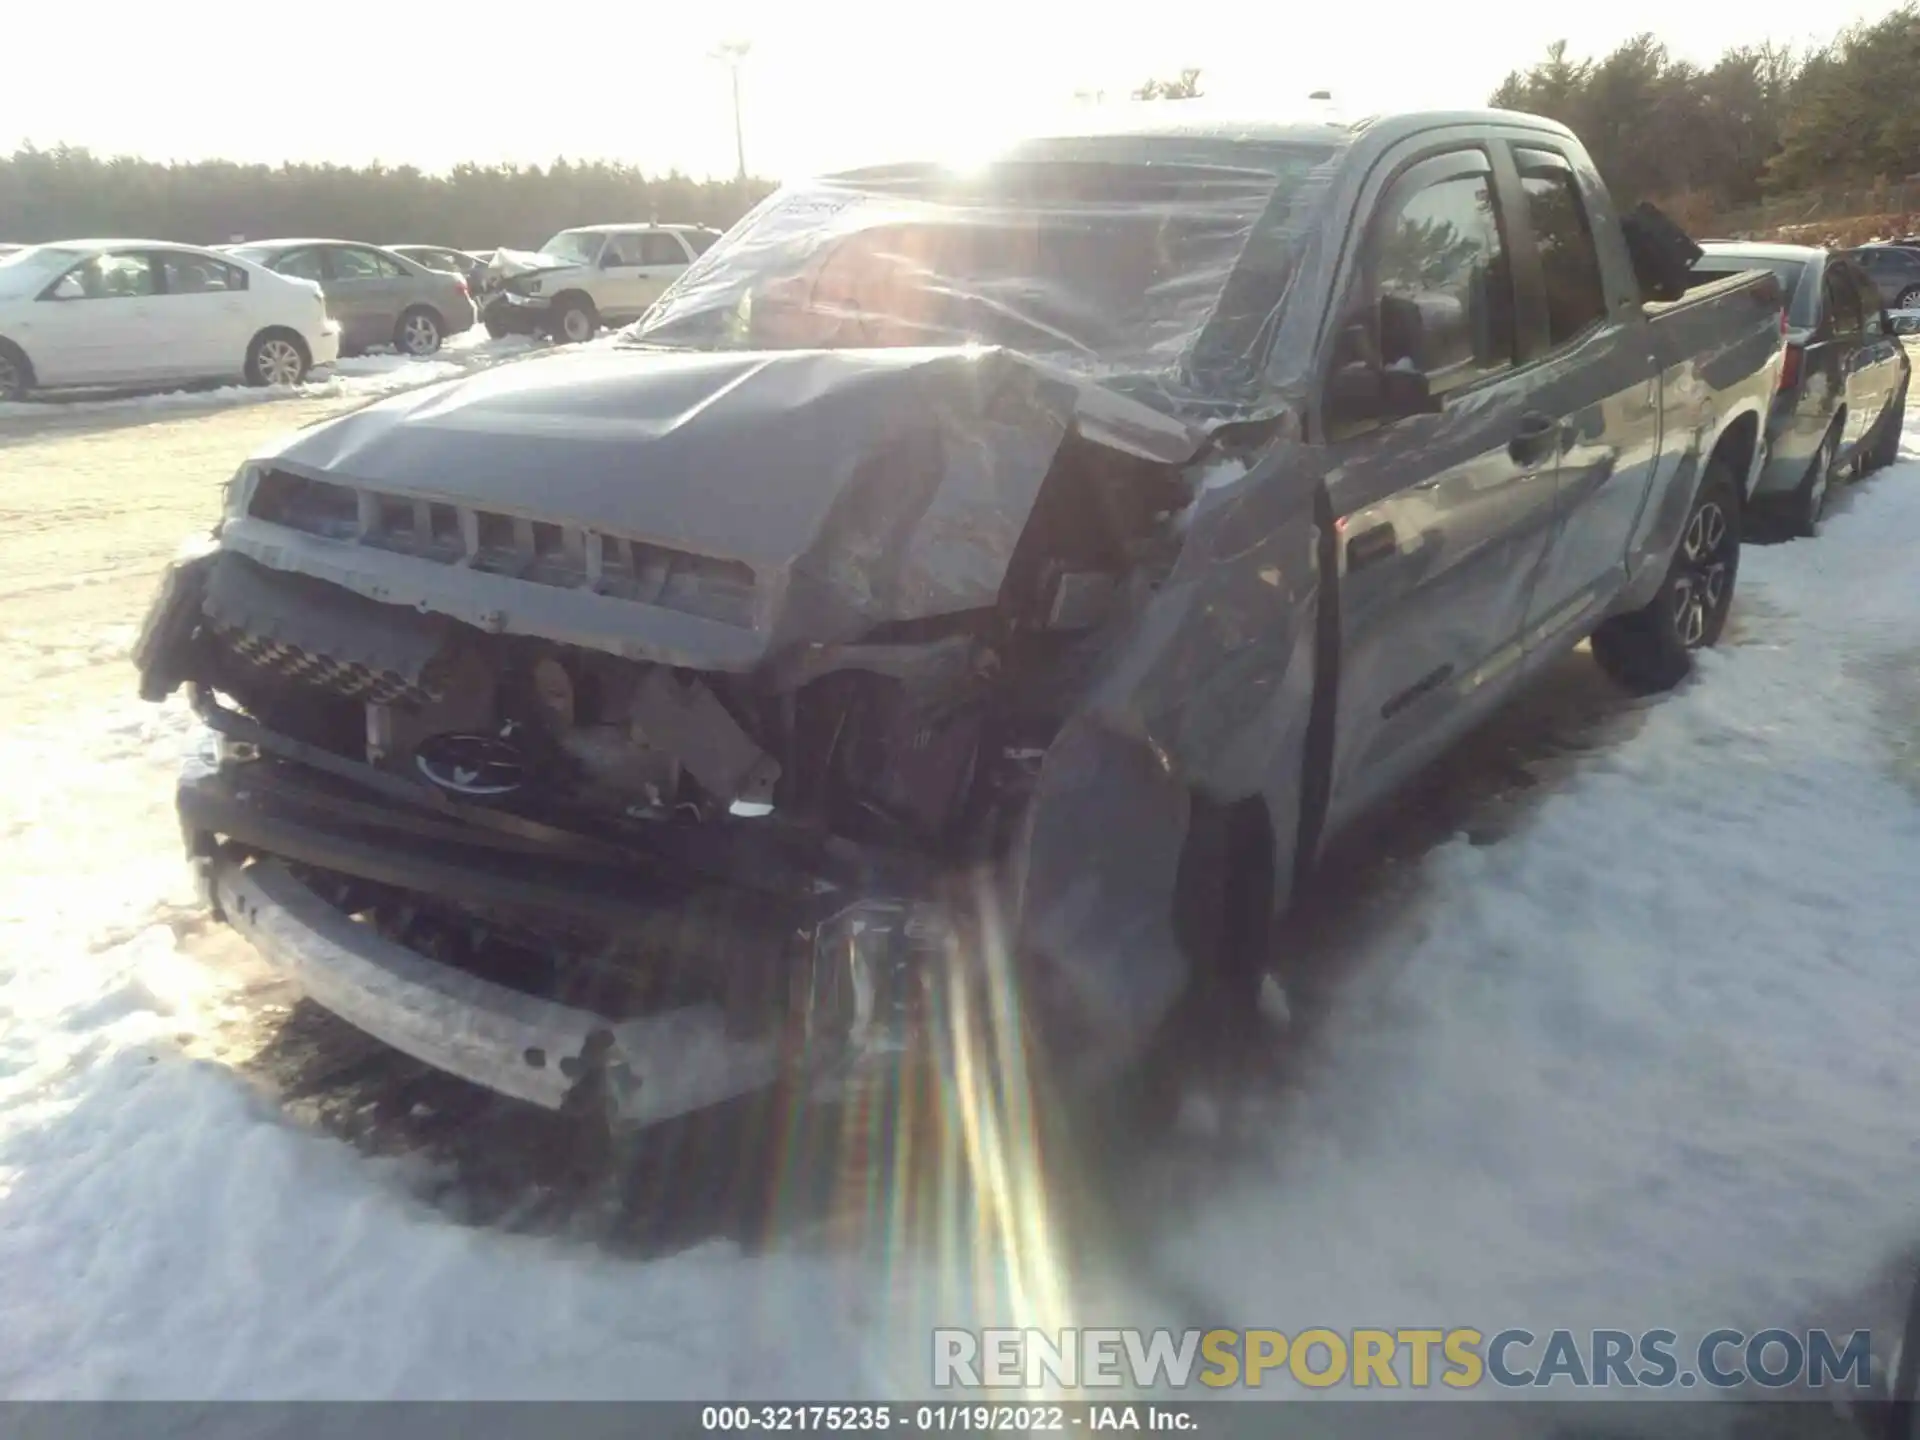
[244,326,312,386]
[1707,405,1763,506]
[248,324,310,356]
[0,334,34,391]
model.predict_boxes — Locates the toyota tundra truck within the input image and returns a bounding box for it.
[133,107,1785,1132]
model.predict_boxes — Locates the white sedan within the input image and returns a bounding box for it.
[0,239,341,401]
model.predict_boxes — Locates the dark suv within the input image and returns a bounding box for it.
[1844,243,1920,310]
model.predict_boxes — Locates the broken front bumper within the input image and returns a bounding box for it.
[213,854,779,1119]
[177,751,948,1126]
[168,706,948,1136]
[479,291,552,335]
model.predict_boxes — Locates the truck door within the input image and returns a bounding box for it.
[1504,142,1664,648]
[1317,145,1561,835]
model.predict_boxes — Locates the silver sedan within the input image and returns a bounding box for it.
[223,239,476,356]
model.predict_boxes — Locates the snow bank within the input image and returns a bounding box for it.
[2,430,1920,1402]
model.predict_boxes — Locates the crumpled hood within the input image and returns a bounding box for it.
[243,345,1201,659]
[483,247,580,284]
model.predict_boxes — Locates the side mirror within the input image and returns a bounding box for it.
[43,274,85,302]
[598,250,620,270]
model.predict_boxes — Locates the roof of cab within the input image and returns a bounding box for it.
[1014,103,1573,146]
[818,103,1580,177]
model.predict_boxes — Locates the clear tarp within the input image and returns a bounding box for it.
[623,137,1339,418]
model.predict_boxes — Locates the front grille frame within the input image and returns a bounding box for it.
[248,469,758,629]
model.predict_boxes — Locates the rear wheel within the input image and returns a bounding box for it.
[0,340,30,401]
[245,330,310,388]
[1785,423,1840,538]
[1899,285,1920,309]
[395,306,443,357]
[1590,457,1740,695]
[549,295,597,344]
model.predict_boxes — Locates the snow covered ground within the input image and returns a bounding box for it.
[0,411,1917,1407]
[0,329,542,422]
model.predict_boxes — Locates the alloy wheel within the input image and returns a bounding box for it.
[0,353,20,401]
[1670,499,1734,649]
[256,338,304,386]
[562,308,593,342]
[401,313,440,356]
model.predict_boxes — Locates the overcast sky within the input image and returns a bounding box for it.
[2,0,1906,182]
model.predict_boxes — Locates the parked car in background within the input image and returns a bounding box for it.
[0,239,339,401]
[477,223,721,342]
[134,109,1783,1130]
[223,240,475,357]
[386,244,490,296]
[1842,243,1920,310]
[1692,242,1908,535]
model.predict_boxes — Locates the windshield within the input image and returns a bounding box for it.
[539,230,605,265]
[625,140,1336,412]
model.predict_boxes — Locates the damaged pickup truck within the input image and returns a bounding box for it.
[134,108,1785,1132]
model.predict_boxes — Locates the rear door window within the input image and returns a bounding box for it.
[157,251,246,293]
[274,248,326,283]
[1512,147,1607,349]
[640,232,690,266]
[1846,266,1887,335]
[331,246,406,279]
[1825,268,1863,340]
[603,233,646,266]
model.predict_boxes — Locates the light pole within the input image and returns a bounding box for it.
[711,40,751,182]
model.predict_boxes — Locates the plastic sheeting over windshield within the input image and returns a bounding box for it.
[624,140,1338,418]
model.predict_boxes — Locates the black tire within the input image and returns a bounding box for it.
[1863,376,1908,474]
[1590,456,1740,695]
[1899,285,1920,309]
[0,340,31,401]
[548,295,597,344]
[483,317,509,340]
[395,306,444,357]
[244,329,311,388]
[1784,422,1841,538]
